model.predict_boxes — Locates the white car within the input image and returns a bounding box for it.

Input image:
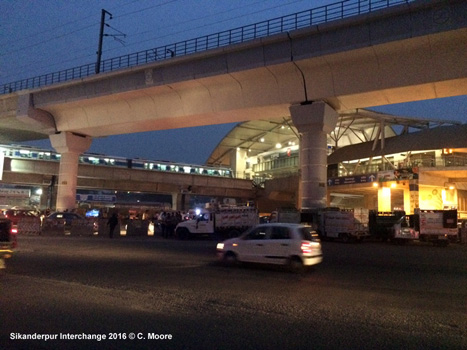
[216,223,323,272]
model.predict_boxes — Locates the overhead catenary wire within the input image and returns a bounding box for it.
[0,0,180,57]
[102,0,308,57]
[0,0,311,83]
[3,0,302,55]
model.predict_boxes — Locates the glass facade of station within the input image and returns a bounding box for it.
[236,142,467,219]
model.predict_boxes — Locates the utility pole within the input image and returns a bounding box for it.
[96,9,112,74]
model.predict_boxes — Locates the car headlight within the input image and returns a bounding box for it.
[216,243,224,250]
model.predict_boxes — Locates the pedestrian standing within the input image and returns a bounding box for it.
[160,211,167,238]
[107,212,118,238]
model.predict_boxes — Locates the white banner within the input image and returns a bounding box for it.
[0,152,3,181]
[0,188,31,197]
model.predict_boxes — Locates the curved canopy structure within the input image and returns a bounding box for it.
[206,108,461,167]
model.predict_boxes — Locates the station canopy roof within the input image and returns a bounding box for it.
[206,108,462,167]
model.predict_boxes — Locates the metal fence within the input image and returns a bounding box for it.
[1,0,411,95]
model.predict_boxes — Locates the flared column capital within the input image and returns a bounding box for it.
[290,101,338,134]
[50,131,92,155]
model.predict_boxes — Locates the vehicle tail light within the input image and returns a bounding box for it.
[301,241,312,254]
[11,227,18,234]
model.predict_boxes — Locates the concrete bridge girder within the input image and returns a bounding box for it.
[75,177,253,199]
[295,28,467,110]
[30,28,465,139]
[35,64,303,138]
[1,171,255,209]
[2,158,255,207]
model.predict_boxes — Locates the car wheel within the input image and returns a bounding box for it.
[223,251,238,266]
[434,240,449,247]
[340,232,351,243]
[288,256,304,273]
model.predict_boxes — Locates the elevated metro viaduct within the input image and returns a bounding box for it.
[0,0,466,212]
[0,155,254,211]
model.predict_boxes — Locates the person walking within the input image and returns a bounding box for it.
[107,212,119,238]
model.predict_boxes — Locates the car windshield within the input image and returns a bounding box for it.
[243,226,268,240]
[298,226,320,242]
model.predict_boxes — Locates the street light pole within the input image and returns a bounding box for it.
[95,9,112,74]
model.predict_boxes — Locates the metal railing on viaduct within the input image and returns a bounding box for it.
[1,0,412,95]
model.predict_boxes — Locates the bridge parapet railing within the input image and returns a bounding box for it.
[1,0,412,95]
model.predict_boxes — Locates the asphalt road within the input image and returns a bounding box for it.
[1,235,466,350]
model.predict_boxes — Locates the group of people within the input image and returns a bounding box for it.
[156,211,183,238]
[106,210,187,238]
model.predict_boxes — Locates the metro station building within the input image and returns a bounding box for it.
[207,109,467,219]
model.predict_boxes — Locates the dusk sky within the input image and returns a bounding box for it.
[1,0,466,165]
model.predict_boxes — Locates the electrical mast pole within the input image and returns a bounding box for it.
[95,9,112,74]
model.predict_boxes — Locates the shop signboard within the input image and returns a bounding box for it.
[76,194,116,203]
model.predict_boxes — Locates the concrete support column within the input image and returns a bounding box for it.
[171,192,179,210]
[408,179,419,215]
[50,132,92,211]
[38,185,48,209]
[230,148,248,179]
[175,191,191,211]
[290,102,338,210]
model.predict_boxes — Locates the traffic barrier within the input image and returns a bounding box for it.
[126,220,150,236]
[41,218,97,236]
[70,219,96,236]
[17,218,42,235]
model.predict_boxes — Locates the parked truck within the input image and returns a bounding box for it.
[175,204,258,239]
[269,208,301,224]
[370,209,458,246]
[301,207,370,242]
[414,209,458,246]
[369,210,408,242]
